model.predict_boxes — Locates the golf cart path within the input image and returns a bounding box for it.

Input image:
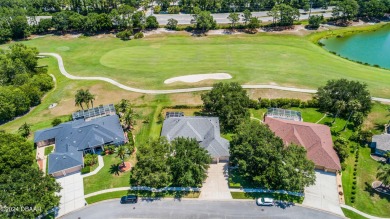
[41,53,390,103]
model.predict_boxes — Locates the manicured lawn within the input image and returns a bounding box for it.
[230,192,304,203]
[44,145,54,156]
[342,147,390,217]
[290,107,325,123]
[363,103,390,134]
[8,26,390,98]
[85,190,200,204]
[341,208,368,219]
[83,154,136,195]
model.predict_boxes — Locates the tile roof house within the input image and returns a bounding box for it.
[264,116,341,172]
[371,134,390,157]
[34,114,126,177]
[161,116,230,163]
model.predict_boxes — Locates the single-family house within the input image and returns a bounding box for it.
[34,105,126,177]
[264,116,341,172]
[371,134,390,157]
[161,115,229,163]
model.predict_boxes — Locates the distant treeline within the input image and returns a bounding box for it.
[1,0,390,43]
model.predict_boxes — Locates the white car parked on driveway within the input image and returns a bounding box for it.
[256,197,274,206]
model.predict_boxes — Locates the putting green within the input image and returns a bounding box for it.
[18,32,390,98]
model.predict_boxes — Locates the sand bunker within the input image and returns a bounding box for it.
[164,73,232,84]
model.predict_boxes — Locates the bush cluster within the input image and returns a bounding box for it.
[256,98,319,109]
[350,148,360,203]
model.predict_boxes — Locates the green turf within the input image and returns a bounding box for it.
[342,147,390,217]
[83,154,133,195]
[44,145,54,156]
[9,25,390,98]
[341,208,368,219]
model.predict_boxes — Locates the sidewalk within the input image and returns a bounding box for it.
[82,155,104,178]
[340,204,390,219]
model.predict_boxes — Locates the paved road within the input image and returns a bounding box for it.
[41,53,390,103]
[62,199,343,219]
[155,8,333,25]
[29,7,334,25]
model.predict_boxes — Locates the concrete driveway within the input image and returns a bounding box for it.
[55,172,86,217]
[302,170,344,216]
[199,163,232,200]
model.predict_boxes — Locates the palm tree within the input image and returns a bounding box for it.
[75,89,86,110]
[116,146,128,167]
[123,108,135,130]
[18,122,31,138]
[85,90,95,109]
[333,100,346,123]
[377,164,390,187]
[116,99,130,114]
[343,99,361,131]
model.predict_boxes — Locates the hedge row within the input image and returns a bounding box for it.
[251,98,319,109]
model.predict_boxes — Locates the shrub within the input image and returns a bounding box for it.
[352,185,356,189]
[51,118,62,127]
[146,16,159,29]
[166,18,178,30]
[352,181,357,185]
[116,30,133,40]
[134,32,144,39]
[308,15,323,29]
[351,191,356,195]
[353,172,357,176]
[353,167,357,171]
[81,166,90,174]
[341,163,346,171]
[167,6,180,14]
[153,5,161,14]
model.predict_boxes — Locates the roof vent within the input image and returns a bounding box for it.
[63,156,66,159]
[79,130,82,132]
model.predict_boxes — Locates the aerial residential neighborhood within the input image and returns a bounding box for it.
[1,0,390,219]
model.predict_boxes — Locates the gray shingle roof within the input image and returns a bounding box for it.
[34,115,125,174]
[372,134,390,151]
[161,117,229,158]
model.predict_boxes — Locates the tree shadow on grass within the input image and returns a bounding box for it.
[364,182,390,202]
[374,123,385,132]
[110,163,120,175]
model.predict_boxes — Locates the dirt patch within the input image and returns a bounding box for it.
[119,162,132,172]
[207,29,245,35]
[247,88,314,101]
[143,28,179,36]
[49,84,144,117]
[169,93,203,105]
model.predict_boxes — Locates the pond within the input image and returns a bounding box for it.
[321,25,390,69]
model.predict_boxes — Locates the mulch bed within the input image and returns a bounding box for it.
[372,181,390,195]
[119,162,131,172]
[37,159,44,171]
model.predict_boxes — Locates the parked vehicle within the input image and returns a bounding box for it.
[120,195,138,204]
[256,197,274,206]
